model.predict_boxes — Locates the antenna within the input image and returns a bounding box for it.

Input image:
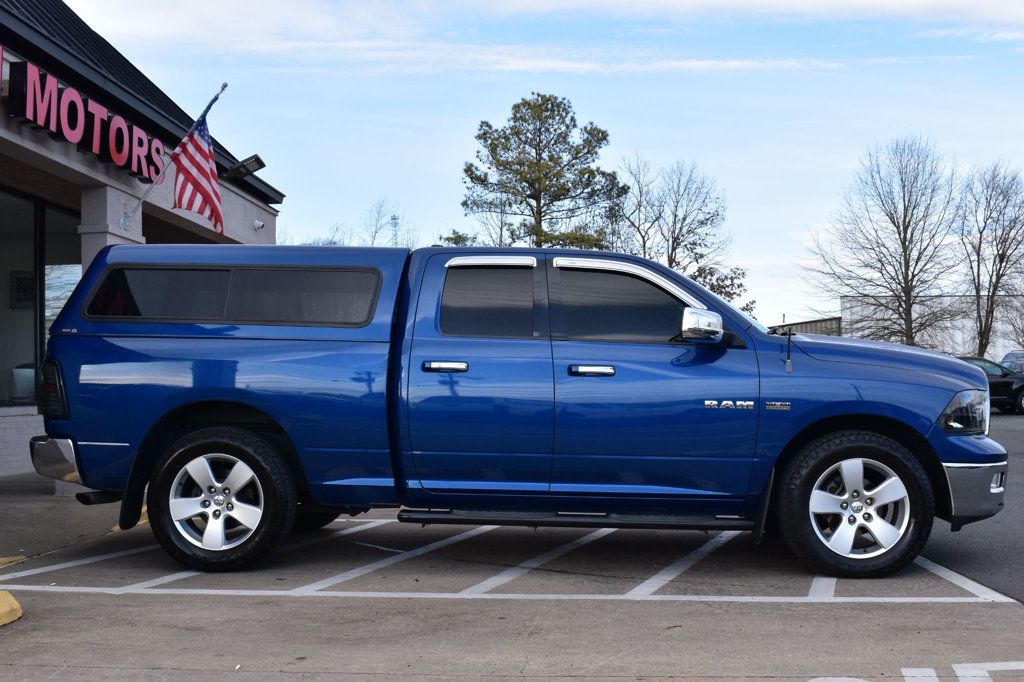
[390,214,400,246]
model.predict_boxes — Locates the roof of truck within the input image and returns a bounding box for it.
[98,244,634,267]
[100,244,412,267]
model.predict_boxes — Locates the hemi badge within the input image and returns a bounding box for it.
[766,401,791,411]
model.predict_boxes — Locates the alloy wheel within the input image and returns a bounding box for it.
[168,453,264,551]
[808,457,910,559]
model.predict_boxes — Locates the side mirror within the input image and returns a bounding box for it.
[680,308,724,344]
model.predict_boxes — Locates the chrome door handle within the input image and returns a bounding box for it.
[422,361,469,373]
[568,364,615,377]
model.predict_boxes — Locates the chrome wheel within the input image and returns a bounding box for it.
[169,453,264,551]
[808,457,910,559]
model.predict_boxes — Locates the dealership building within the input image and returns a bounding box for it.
[0,0,284,476]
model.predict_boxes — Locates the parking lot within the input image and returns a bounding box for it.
[1,417,1022,680]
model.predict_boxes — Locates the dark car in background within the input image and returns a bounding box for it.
[960,356,1024,414]
[1001,351,1024,373]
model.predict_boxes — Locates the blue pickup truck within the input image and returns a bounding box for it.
[30,245,1007,577]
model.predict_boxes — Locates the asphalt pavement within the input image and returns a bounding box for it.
[922,413,1024,601]
[0,417,1020,680]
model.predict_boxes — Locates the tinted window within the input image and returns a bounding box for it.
[440,267,534,338]
[225,269,379,325]
[558,269,684,343]
[87,268,229,319]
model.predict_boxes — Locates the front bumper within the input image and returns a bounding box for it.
[29,436,80,483]
[943,460,1007,526]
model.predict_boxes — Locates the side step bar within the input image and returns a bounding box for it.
[397,509,754,531]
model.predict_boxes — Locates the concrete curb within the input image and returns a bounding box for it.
[0,591,23,626]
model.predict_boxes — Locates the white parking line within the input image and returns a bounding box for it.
[291,525,499,594]
[461,528,616,595]
[278,519,394,552]
[808,575,837,599]
[0,545,156,583]
[0,583,1000,603]
[952,661,1024,681]
[2,523,1016,607]
[118,571,199,592]
[914,556,1017,603]
[624,531,739,597]
[118,519,399,592]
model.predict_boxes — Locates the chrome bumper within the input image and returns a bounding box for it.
[943,461,1007,521]
[29,436,80,483]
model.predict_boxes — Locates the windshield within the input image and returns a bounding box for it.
[685,277,769,334]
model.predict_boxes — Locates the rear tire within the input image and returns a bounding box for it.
[776,430,934,578]
[148,426,297,571]
[1016,390,1024,414]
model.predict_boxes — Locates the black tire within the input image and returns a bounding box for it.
[148,426,297,571]
[775,430,934,578]
[1016,390,1024,414]
[291,509,343,533]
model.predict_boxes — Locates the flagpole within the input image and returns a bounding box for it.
[118,82,228,231]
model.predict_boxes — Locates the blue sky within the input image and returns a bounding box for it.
[65,1,1024,325]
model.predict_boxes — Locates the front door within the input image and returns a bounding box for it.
[547,257,758,510]
[406,254,553,495]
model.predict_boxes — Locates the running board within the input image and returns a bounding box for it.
[397,509,754,531]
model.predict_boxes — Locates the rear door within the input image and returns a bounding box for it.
[547,256,758,507]
[406,254,553,494]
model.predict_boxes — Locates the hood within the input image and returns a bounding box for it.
[792,334,987,390]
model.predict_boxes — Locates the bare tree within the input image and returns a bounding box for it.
[957,162,1024,356]
[360,197,395,246]
[303,197,417,248]
[478,195,515,247]
[608,156,752,312]
[302,222,351,246]
[1007,295,1024,352]
[658,160,729,273]
[808,137,959,346]
[617,154,664,260]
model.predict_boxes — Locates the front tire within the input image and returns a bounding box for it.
[148,427,297,571]
[776,430,934,578]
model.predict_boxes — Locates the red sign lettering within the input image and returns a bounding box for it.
[58,87,85,144]
[4,48,164,183]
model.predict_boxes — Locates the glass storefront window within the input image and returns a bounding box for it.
[44,207,82,334]
[0,189,81,407]
[0,190,36,405]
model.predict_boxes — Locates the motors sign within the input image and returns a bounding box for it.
[1,45,165,182]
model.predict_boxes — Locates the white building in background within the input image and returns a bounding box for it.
[840,295,1023,362]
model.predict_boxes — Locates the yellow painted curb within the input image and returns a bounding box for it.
[0,556,26,569]
[0,591,23,626]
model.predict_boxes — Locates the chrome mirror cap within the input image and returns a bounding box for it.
[680,308,724,344]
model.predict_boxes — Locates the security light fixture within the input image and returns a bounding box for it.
[223,154,266,180]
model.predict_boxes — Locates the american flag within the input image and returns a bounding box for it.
[171,113,224,234]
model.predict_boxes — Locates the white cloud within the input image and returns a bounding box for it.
[915,27,1024,42]
[62,0,844,75]
[474,0,1024,24]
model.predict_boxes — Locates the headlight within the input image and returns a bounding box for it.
[939,389,990,436]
